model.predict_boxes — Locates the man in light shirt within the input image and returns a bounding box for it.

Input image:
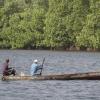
[30,59,42,76]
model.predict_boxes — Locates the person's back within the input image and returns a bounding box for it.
[2,59,9,76]
[30,63,38,75]
[2,62,8,71]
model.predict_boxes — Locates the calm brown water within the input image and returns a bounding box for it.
[0,50,100,100]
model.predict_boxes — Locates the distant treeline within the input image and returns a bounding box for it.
[0,0,100,51]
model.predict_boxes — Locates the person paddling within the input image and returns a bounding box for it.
[2,59,16,76]
[30,59,42,76]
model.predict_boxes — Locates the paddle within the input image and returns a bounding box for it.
[40,58,45,75]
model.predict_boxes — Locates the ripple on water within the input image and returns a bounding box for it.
[0,51,100,100]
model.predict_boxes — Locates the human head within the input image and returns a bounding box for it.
[34,59,38,63]
[6,59,9,63]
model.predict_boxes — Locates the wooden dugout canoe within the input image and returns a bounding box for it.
[1,71,100,81]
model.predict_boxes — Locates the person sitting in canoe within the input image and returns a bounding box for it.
[2,59,16,76]
[30,59,42,76]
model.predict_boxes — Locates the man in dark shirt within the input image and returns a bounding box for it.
[2,59,16,76]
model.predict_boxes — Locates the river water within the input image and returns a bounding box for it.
[0,50,100,100]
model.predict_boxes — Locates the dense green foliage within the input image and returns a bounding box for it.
[0,0,100,50]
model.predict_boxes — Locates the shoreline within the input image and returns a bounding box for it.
[0,48,100,52]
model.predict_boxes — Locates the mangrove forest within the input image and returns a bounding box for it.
[0,0,100,51]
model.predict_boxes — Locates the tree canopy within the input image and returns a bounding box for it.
[0,0,100,51]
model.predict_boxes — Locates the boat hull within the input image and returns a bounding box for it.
[1,71,100,81]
